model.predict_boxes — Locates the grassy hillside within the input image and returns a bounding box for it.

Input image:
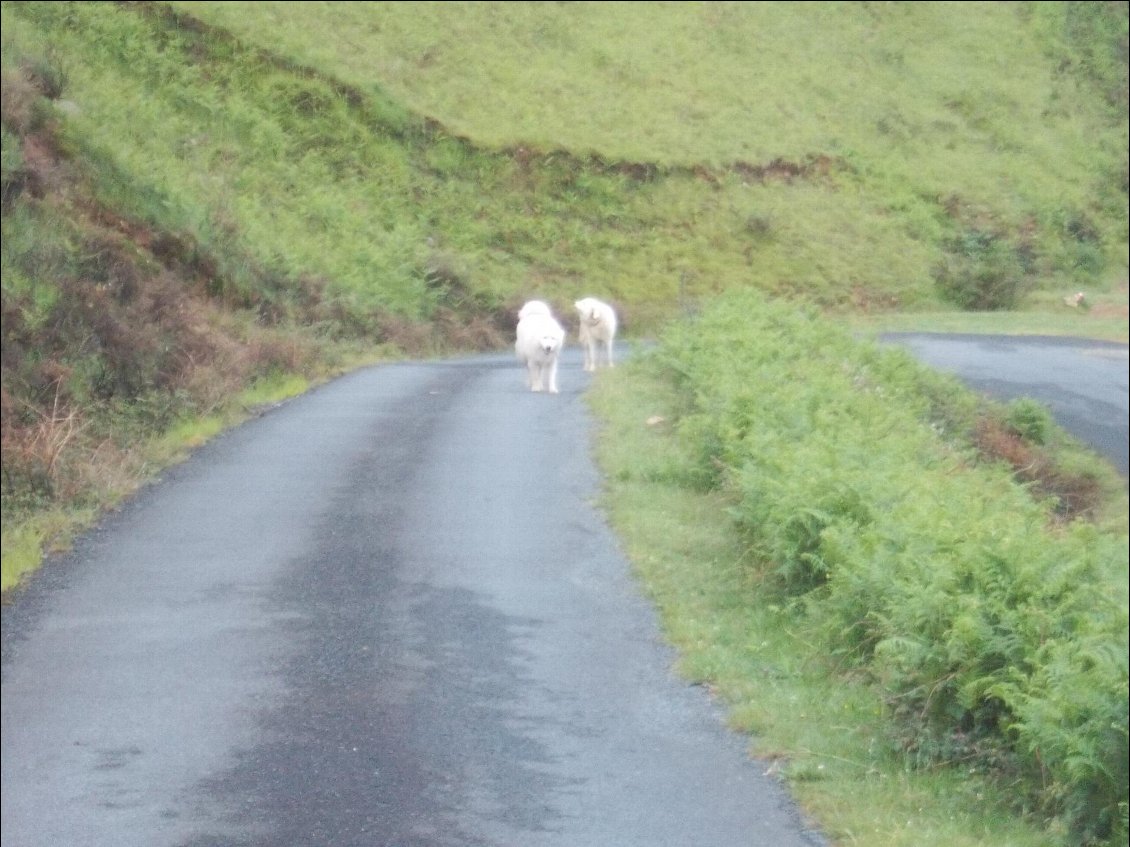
[2,2,1127,844]
[5,1,1129,332]
[177,0,1130,310]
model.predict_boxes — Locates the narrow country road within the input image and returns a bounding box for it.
[880,333,1129,477]
[2,348,826,847]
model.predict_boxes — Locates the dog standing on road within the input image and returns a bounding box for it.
[515,301,566,393]
[574,297,617,371]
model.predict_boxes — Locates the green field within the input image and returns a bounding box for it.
[2,3,1127,844]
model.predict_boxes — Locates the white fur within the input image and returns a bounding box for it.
[574,297,617,371]
[518,300,552,320]
[515,303,566,393]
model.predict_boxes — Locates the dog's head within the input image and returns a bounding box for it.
[574,298,600,324]
[539,332,563,355]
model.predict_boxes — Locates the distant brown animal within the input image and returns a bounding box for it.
[1063,292,1087,307]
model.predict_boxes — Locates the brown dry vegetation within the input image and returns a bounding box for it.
[972,415,1107,523]
[0,60,513,533]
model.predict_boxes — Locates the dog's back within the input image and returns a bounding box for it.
[518,300,553,321]
[574,297,617,371]
[575,297,617,341]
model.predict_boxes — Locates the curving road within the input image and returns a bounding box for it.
[6,333,1122,847]
[879,333,1129,477]
[2,348,826,847]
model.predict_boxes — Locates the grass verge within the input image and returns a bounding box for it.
[2,361,362,594]
[585,353,1114,847]
[846,282,1128,344]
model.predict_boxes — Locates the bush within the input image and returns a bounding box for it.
[655,288,1129,844]
[1005,397,1054,445]
[934,229,1031,311]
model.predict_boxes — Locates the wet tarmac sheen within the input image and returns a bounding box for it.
[3,349,826,847]
[880,333,1128,477]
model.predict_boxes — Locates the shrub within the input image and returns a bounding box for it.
[1005,397,1054,445]
[934,228,1031,311]
[654,288,1129,844]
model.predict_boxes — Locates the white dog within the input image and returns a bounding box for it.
[574,297,617,371]
[518,300,552,320]
[515,302,566,393]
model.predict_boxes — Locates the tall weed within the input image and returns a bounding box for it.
[654,289,1128,843]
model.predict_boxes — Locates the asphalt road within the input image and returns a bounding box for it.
[2,348,826,847]
[879,333,1129,477]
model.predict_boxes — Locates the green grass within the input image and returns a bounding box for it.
[160,370,311,452]
[853,310,1128,343]
[174,3,1119,175]
[176,0,1128,304]
[7,1,1127,334]
[2,4,1127,838]
[587,361,1061,847]
[1,519,48,590]
[603,291,1127,845]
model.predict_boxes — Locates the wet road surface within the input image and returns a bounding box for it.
[880,333,1129,477]
[2,348,825,847]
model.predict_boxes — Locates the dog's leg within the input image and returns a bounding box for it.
[547,357,559,393]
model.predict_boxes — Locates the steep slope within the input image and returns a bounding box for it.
[2,0,1126,586]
